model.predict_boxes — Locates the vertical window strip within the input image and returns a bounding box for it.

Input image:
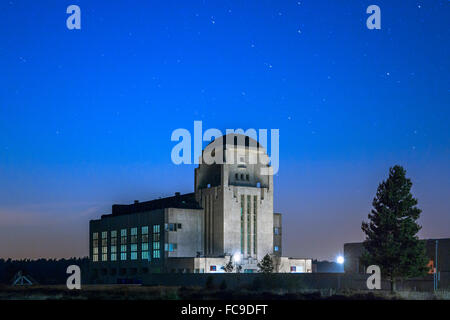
[247,195,251,255]
[253,196,257,255]
[240,195,244,254]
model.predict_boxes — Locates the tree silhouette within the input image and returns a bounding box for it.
[361,165,428,291]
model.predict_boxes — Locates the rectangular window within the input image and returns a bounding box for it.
[93,255,98,262]
[121,252,127,261]
[164,243,177,252]
[110,230,117,260]
[121,228,127,245]
[120,244,127,253]
[153,224,161,259]
[274,246,279,252]
[141,227,149,261]
[130,227,137,243]
[131,252,137,260]
[93,247,98,255]
[165,223,177,231]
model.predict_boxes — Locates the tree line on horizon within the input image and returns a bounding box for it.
[0,257,89,285]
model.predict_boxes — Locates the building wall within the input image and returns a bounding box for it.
[344,238,450,275]
[165,208,204,258]
[273,213,282,256]
[194,139,275,262]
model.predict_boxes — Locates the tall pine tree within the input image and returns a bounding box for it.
[361,165,428,291]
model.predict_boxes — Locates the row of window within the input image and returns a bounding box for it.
[235,173,250,181]
[92,225,160,262]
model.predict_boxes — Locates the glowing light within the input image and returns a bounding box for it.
[233,253,241,263]
[337,255,344,264]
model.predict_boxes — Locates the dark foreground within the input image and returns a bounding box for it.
[0,285,448,300]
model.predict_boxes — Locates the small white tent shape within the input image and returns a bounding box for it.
[11,271,35,286]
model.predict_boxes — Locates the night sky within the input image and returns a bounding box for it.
[0,1,449,260]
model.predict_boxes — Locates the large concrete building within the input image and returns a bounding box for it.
[89,134,311,283]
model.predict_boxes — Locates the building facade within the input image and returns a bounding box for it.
[89,134,311,283]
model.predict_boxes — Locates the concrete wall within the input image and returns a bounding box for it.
[165,208,204,258]
[87,271,447,291]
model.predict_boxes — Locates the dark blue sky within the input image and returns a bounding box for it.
[0,1,449,260]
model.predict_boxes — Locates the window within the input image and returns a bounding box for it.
[110,230,117,260]
[235,173,239,180]
[121,228,127,245]
[92,232,98,249]
[165,243,177,252]
[121,252,127,261]
[165,223,177,232]
[274,227,279,235]
[142,251,149,260]
[142,226,149,242]
[177,223,182,229]
[141,227,149,261]
[290,266,296,272]
[153,224,161,259]
[241,174,244,180]
[246,174,249,181]
[130,227,137,244]
[101,232,108,261]
[274,246,279,252]
[210,265,217,271]
[93,255,98,262]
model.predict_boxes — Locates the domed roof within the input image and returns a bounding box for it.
[204,133,264,151]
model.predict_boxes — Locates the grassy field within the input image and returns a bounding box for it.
[0,284,449,300]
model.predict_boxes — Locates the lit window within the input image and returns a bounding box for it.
[274,227,280,235]
[131,252,137,260]
[274,246,279,252]
[111,253,117,261]
[93,232,98,240]
[142,251,149,260]
[142,226,148,234]
[142,243,148,251]
[165,243,177,252]
[130,227,137,243]
[93,255,98,262]
[121,252,127,260]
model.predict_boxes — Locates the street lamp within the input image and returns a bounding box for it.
[336,255,344,264]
